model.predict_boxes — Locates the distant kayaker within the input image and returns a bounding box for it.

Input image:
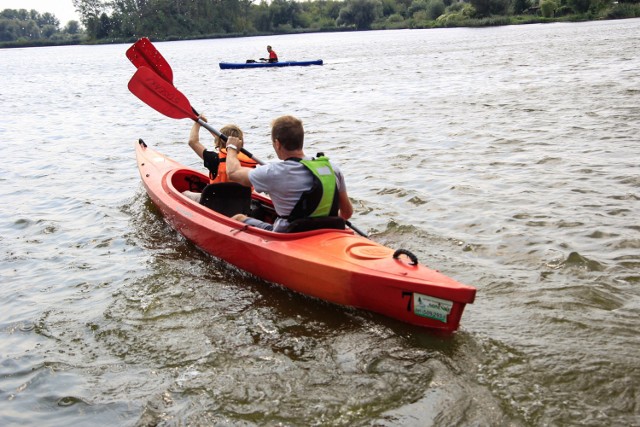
[260,45,278,63]
[225,115,353,232]
[183,115,257,202]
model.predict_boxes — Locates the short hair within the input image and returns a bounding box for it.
[271,116,304,151]
[217,124,243,149]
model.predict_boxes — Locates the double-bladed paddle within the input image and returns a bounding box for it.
[126,39,368,237]
[128,66,264,164]
[126,37,200,117]
[126,37,174,84]
[126,37,264,163]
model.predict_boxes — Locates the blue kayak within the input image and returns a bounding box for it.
[219,59,323,70]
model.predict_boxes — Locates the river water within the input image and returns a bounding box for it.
[1,18,639,426]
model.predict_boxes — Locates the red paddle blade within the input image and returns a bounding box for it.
[126,37,174,84]
[128,67,196,120]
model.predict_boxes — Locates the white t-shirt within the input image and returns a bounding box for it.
[248,158,347,231]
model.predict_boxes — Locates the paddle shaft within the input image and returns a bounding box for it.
[346,221,368,238]
[196,118,264,165]
[128,66,264,164]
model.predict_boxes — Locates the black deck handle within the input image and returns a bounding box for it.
[393,249,418,265]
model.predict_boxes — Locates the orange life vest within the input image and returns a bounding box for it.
[209,148,258,184]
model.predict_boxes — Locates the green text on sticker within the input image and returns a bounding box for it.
[413,293,453,322]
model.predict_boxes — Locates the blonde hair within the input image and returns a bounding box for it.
[216,124,243,149]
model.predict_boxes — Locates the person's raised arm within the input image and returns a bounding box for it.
[225,136,253,187]
[188,115,208,160]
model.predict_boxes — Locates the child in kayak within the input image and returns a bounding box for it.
[183,115,257,202]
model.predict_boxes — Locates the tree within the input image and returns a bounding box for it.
[540,0,558,16]
[254,1,273,31]
[0,20,19,41]
[513,0,531,14]
[96,12,111,38]
[23,20,41,39]
[436,2,475,25]
[64,20,81,34]
[0,8,85,42]
[381,0,401,16]
[337,0,383,29]
[298,0,341,29]
[41,24,58,38]
[39,12,60,28]
[270,0,302,29]
[566,0,592,13]
[426,0,446,19]
[408,0,429,16]
[468,0,512,16]
[72,0,106,38]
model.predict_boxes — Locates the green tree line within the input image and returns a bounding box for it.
[0,9,82,43]
[2,0,639,46]
[72,0,640,40]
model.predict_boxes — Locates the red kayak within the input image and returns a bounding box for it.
[135,139,476,333]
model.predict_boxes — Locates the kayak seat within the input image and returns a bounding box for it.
[184,175,207,192]
[199,183,251,217]
[285,216,346,233]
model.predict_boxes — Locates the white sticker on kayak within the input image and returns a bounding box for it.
[413,293,453,322]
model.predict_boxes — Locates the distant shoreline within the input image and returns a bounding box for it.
[1,16,638,49]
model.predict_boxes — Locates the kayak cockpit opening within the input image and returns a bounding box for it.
[170,169,345,233]
[199,183,252,218]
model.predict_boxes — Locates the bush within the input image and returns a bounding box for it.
[604,2,640,18]
[426,0,446,19]
[408,0,429,15]
[446,1,467,12]
[373,13,407,28]
[514,0,531,14]
[435,2,475,25]
[556,5,575,15]
[310,16,338,29]
[540,0,559,16]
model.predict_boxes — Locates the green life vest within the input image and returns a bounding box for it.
[287,155,339,221]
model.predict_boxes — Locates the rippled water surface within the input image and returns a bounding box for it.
[1,19,639,426]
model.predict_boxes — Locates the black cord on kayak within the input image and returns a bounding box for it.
[393,249,418,265]
[346,220,368,238]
